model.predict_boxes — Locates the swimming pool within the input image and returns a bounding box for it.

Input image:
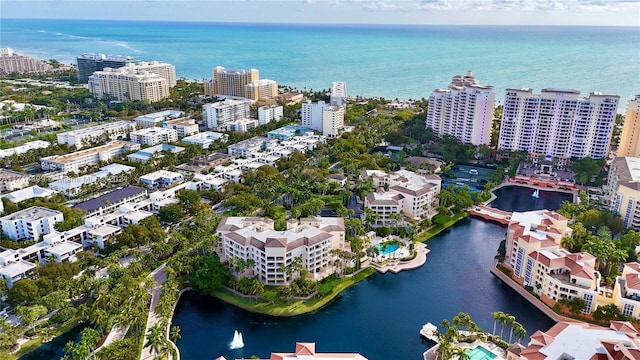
[377,243,399,255]
[466,345,497,360]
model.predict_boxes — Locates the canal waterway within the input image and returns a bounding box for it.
[172,216,557,360]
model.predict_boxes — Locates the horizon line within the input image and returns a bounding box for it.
[3,17,639,28]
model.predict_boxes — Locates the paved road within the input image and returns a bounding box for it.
[140,264,169,360]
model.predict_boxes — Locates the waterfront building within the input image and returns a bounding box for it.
[618,95,640,157]
[181,132,229,149]
[130,127,179,146]
[0,48,54,74]
[76,53,134,83]
[258,105,284,125]
[139,170,184,189]
[87,61,176,103]
[126,144,184,163]
[0,140,50,159]
[226,118,258,133]
[203,99,251,130]
[253,342,367,360]
[246,79,278,101]
[48,164,135,197]
[498,88,619,160]
[361,170,441,224]
[425,71,495,146]
[0,169,30,192]
[301,100,345,138]
[162,118,199,138]
[135,110,184,128]
[517,321,640,359]
[612,262,640,318]
[73,185,147,217]
[41,141,140,173]
[217,217,345,285]
[330,81,347,107]
[206,66,259,98]
[0,206,63,241]
[607,157,640,230]
[56,121,135,149]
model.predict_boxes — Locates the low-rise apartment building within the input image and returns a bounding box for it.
[0,169,30,192]
[362,170,441,224]
[135,110,184,128]
[217,217,345,285]
[126,144,184,163]
[130,127,179,146]
[181,132,229,149]
[0,206,64,241]
[73,185,147,217]
[41,141,140,173]
[48,163,135,197]
[56,121,135,149]
[226,118,258,133]
[139,170,184,189]
[0,140,50,159]
[162,118,199,138]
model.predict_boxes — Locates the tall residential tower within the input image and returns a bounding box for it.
[76,53,135,83]
[425,71,495,146]
[497,88,619,160]
[618,95,640,157]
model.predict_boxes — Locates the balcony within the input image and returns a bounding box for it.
[548,270,592,290]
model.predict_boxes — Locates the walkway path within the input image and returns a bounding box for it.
[371,242,430,274]
[140,263,169,360]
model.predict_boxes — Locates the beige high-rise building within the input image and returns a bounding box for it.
[607,156,640,230]
[618,95,640,157]
[246,79,278,101]
[209,66,259,98]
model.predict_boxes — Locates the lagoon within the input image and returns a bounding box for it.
[172,217,555,360]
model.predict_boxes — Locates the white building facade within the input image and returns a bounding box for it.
[203,99,252,130]
[40,141,140,173]
[130,127,179,146]
[0,206,64,241]
[498,88,619,159]
[301,101,345,138]
[56,121,135,149]
[426,71,495,146]
[258,105,284,125]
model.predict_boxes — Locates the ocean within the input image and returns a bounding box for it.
[1,19,639,104]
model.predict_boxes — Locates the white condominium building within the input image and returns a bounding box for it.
[425,71,495,146]
[130,127,179,146]
[208,66,259,98]
[301,101,344,138]
[41,141,140,173]
[607,157,640,230]
[0,206,64,241]
[56,121,135,149]
[120,61,177,87]
[0,48,53,74]
[76,53,135,83]
[618,95,640,157]
[135,110,184,128]
[0,140,50,159]
[203,99,251,130]
[0,169,30,192]
[330,81,347,107]
[258,105,284,125]
[88,68,170,103]
[162,118,199,138]
[362,170,441,224]
[217,217,345,285]
[181,132,229,149]
[246,79,278,101]
[226,119,258,133]
[498,88,619,159]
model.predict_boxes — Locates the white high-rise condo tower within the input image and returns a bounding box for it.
[425,71,495,146]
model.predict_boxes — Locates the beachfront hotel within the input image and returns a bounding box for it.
[330,81,347,107]
[497,88,619,160]
[425,71,495,146]
[246,79,278,101]
[217,217,345,285]
[203,99,251,130]
[607,156,640,230]
[76,53,135,83]
[361,170,441,224]
[0,48,54,75]
[513,321,640,359]
[618,95,640,157]
[205,66,280,99]
[40,140,140,173]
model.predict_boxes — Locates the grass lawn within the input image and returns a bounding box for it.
[415,211,468,243]
[212,267,376,316]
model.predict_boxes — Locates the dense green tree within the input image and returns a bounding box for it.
[191,254,229,294]
[158,203,185,224]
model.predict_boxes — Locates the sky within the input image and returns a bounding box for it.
[1,0,639,26]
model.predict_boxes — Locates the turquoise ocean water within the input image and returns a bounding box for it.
[1,19,639,104]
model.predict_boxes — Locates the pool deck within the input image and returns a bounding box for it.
[371,242,430,274]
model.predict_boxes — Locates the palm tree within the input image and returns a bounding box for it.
[169,325,181,343]
[455,348,471,360]
[502,314,515,340]
[145,323,167,358]
[491,311,505,336]
[512,322,527,344]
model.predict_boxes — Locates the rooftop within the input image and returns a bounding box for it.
[0,206,62,222]
[73,185,146,213]
[57,121,134,137]
[42,141,137,164]
[3,186,56,203]
[135,110,184,123]
[0,260,36,278]
[0,169,29,180]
